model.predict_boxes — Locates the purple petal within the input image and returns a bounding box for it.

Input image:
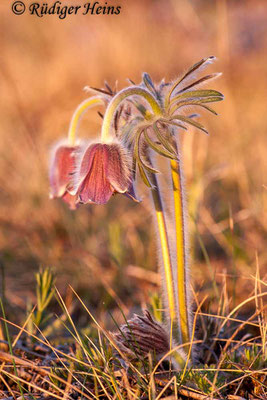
[78,143,100,185]
[62,192,79,210]
[49,145,78,198]
[106,143,130,193]
[78,144,114,204]
[123,182,141,202]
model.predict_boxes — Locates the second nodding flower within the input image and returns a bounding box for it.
[49,142,81,210]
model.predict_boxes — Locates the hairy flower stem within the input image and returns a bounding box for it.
[101,87,162,142]
[149,171,176,341]
[68,97,104,146]
[170,148,190,349]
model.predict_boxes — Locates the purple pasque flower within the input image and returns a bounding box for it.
[73,141,138,205]
[49,142,80,209]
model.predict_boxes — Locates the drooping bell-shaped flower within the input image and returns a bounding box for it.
[73,141,138,205]
[49,142,80,209]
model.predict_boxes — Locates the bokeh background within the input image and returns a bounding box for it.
[0,0,266,325]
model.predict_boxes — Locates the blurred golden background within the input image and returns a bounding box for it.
[0,0,266,322]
